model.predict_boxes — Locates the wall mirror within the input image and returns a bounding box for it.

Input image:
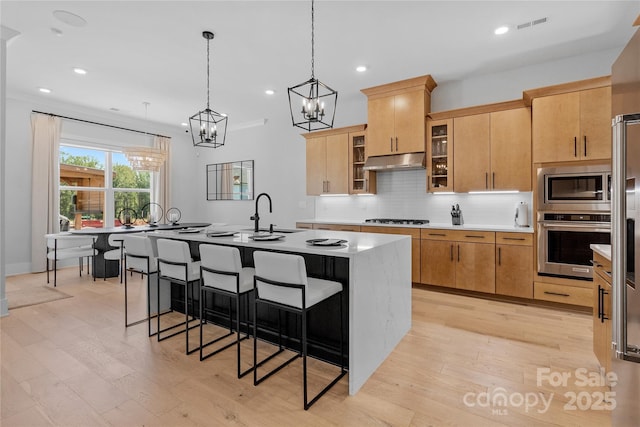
[206,160,254,200]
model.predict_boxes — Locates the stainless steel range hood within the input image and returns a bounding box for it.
[363,152,426,171]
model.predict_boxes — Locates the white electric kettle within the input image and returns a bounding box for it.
[514,202,529,227]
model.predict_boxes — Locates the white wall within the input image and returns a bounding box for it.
[3,47,621,274]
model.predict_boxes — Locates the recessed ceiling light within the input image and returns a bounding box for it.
[109,107,120,112]
[181,122,189,127]
[356,65,367,72]
[50,27,63,37]
[73,68,87,75]
[39,88,51,94]
[53,10,87,27]
[265,89,275,95]
[494,26,509,35]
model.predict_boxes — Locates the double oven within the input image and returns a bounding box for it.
[537,165,611,280]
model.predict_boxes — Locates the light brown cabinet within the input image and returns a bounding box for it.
[349,129,376,194]
[532,86,611,163]
[496,232,533,298]
[304,125,372,196]
[420,229,496,294]
[312,223,361,232]
[427,119,454,192]
[593,251,612,373]
[361,226,421,283]
[453,108,531,192]
[362,75,436,157]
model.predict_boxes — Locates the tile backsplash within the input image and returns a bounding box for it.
[315,169,533,226]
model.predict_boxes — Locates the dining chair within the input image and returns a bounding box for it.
[252,251,346,410]
[103,233,125,282]
[199,244,255,377]
[156,238,201,355]
[45,232,97,287]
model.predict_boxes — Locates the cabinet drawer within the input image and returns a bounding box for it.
[313,223,361,232]
[361,226,420,239]
[420,229,456,240]
[534,282,593,307]
[592,252,612,283]
[496,232,533,246]
[450,230,496,244]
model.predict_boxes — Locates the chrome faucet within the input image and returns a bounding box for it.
[251,193,272,233]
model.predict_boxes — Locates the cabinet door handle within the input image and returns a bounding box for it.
[450,244,453,261]
[597,285,603,320]
[485,172,488,189]
[390,137,393,152]
[584,136,587,157]
[365,178,368,192]
[498,247,501,266]
[464,235,485,239]
[574,137,577,157]
[503,237,526,241]
[457,244,460,262]
[395,137,399,152]
[601,287,609,322]
[326,181,330,192]
[429,233,446,236]
[544,291,570,297]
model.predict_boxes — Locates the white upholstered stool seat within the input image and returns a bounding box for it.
[199,244,255,377]
[252,251,346,410]
[157,238,201,355]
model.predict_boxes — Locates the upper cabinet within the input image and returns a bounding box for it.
[361,75,437,157]
[427,118,454,192]
[430,102,532,193]
[527,77,612,163]
[303,124,374,196]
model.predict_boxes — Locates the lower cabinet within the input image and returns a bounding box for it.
[312,223,361,232]
[420,229,496,294]
[592,251,612,373]
[496,232,534,298]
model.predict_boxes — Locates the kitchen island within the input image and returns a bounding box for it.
[147,226,412,395]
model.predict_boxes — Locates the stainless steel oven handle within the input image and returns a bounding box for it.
[538,222,611,231]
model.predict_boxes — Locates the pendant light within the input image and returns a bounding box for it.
[124,102,167,171]
[189,31,228,148]
[287,0,337,132]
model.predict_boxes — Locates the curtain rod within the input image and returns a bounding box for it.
[31,110,171,139]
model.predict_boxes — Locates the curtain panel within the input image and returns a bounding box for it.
[30,113,62,272]
[153,136,171,215]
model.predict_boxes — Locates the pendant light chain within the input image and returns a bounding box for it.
[311,0,315,80]
[206,35,211,110]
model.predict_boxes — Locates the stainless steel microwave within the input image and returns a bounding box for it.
[537,165,611,211]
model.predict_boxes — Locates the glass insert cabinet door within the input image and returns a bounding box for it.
[206,160,254,200]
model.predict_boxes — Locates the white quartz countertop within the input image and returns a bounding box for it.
[147,226,410,258]
[298,219,534,233]
[590,244,611,261]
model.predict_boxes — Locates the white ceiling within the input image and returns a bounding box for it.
[2,1,639,130]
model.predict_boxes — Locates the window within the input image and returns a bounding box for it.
[59,144,152,230]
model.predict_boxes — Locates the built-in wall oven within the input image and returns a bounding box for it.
[538,213,611,279]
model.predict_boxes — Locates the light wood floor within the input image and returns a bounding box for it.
[1,268,611,426]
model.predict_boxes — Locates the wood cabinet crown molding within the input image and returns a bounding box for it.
[428,99,527,121]
[301,124,366,140]
[522,75,611,106]
[361,74,437,99]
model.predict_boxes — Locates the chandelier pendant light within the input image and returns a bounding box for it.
[189,31,228,148]
[124,102,167,172]
[288,0,337,132]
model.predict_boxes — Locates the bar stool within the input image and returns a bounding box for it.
[122,234,161,335]
[252,251,346,410]
[103,234,125,282]
[156,238,201,355]
[199,244,255,378]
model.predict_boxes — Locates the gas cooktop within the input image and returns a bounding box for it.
[364,218,430,225]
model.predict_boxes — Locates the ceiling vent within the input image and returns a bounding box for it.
[517,17,548,30]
